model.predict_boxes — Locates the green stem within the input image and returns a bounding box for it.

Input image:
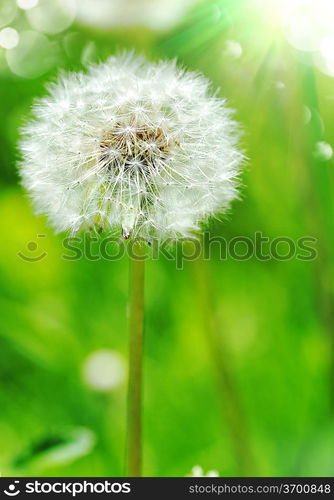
[194,258,254,476]
[126,244,145,477]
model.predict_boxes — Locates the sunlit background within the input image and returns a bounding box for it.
[0,0,334,477]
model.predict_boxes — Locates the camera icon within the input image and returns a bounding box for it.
[4,481,20,496]
[17,234,48,262]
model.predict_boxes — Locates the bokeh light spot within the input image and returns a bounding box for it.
[6,30,58,78]
[224,40,243,60]
[17,0,39,10]
[303,106,312,125]
[313,141,333,161]
[72,0,196,30]
[0,0,17,29]
[82,349,126,392]
[26,0,76,35]
[0,27,19,49]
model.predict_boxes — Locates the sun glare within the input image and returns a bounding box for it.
[254,0,334,75]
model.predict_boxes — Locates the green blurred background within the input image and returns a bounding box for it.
[0,0,334,477]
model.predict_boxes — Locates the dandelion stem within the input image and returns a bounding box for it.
[126,242,145,477]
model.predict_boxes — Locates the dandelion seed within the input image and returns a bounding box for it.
[19,53,243,240]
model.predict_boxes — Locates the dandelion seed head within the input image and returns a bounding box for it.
[19,53,243,240]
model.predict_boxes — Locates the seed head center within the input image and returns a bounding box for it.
[99,124,169,177]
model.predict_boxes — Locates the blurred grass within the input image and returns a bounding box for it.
[0,0,333,477]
